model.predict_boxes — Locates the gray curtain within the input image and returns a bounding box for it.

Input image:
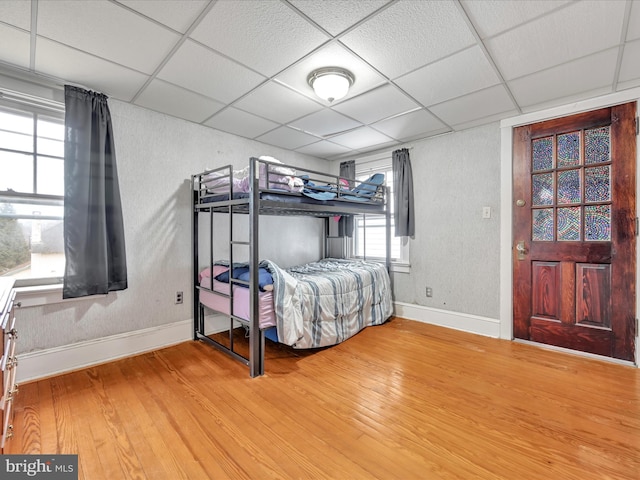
[392,148,415,237]
[63,85,127,299]
[338,160,355,237]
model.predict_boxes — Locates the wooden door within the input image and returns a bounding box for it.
[513,103,637,362]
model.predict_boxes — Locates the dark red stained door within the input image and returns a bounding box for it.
[513,103,636,362]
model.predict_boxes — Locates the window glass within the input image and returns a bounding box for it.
[0,105,65,282]
[353,163,408,265]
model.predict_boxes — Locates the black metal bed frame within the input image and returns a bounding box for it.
[191,156,391,377]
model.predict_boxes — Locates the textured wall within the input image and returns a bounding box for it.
[17,100,327,353]
[391,122,501,318]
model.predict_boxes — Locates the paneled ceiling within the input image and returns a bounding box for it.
[0,0,638,160]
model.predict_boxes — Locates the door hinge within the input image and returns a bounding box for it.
[636,217,639,236]
[636,116,639,136]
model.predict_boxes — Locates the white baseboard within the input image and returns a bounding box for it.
[393,302,500,338]
[18,303,500,383]
[17,314,232,383]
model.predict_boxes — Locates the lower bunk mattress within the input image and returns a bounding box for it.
[198,267,276,329]
[198,258,393,349]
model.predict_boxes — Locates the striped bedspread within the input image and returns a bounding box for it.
[266,258,393,349]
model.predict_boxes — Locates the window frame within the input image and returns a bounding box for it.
[351,155,410,273]
[0,98,65,287]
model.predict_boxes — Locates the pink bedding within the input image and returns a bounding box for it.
[199,267,276,329]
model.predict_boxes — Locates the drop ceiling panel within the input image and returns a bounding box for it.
[274,42,387,103]
[429,85,516,127]
[35,38,149,102]
[37,0,181,75]
[460,0,572,39]
[234,81,322,125]
[333,84,420,124]
[295,140,352,159]
[134,79,224,123]
[372,109,449,142]
[157,40,265,104]
[116,0,209,33]
[0,0,636,161]
[328,126,395,150]
[487,0,626,81]
[190,0,329,77]
[340,0,476,79]
[256,126,320,150]
[628,1,640,41]
[203,107,279,140]
[0,25,30,69]
[0,0,31,30]
[395,46,500,107]
[290,109,362,137]
[619,39,640,83]
[450,109,520,132]
[289,0,391,36]
[508,49,618,108]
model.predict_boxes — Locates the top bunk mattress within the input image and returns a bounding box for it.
[193,156,387,215]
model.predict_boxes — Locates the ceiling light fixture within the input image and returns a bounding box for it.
[307,67,354,103]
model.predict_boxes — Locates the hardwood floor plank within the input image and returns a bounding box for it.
[8,318,640,480]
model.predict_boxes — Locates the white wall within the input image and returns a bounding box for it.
[16,100,327,354]
[390,123,502,319]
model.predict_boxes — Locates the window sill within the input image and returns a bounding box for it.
[14,284,106,307]
[390,262,411,274]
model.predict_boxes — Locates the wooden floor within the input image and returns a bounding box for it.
[8,317,640,479]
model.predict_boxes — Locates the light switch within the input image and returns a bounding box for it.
[482,206,491,219]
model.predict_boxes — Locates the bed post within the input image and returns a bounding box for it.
[192,175,199,341]
[385,185,391,275]
[249,157,262,377]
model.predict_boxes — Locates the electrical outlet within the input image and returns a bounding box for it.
[175,291,183,304]
[426,287,433,297]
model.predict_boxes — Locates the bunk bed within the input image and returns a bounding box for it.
[192,156,393,377]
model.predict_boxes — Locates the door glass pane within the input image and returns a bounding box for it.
[532,173,554,206]
[557,132,580,167]
[585,126,610,164]
[584,165,610,203]
[532,208,554,241]
[557,169,581,204]
[585,205,611,241]
[558,207,581,241]
[532,137,553,171]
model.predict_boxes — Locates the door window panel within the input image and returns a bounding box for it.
[557,206,581,241]
[532,208,554,241]
[584,126,610,164]
[557,131,580,167]
[530,125,611,242]
[532,137,553,171]
[557,169,581,204]
[585,205,611,241]
[584,165,610,203]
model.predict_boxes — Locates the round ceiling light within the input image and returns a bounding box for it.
[307,67,355,103]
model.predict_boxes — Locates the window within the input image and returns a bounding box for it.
[352,158,410,271]
[0,102,65,284]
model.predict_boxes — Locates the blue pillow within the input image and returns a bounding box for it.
[238,268,274,291]
[214,266,249,284]
[215,266,273,291]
